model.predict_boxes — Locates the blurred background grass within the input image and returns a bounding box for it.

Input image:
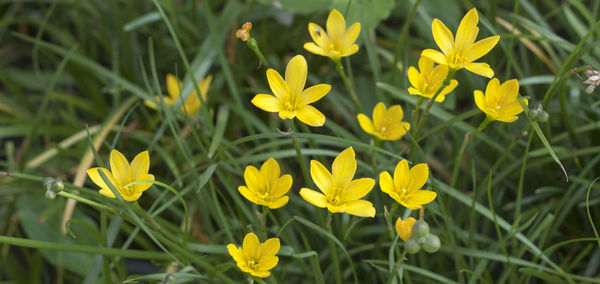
[1,0,600,283]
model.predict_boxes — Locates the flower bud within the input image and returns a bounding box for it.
[405,237,421,254]
[538,111,549,122]
[395,217,416,241]
[421,234,441,253]
[412,220,429,238]
[527,108,540,119]
[45,189,56,200]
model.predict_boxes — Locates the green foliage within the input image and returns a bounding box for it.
[2,0,600,283]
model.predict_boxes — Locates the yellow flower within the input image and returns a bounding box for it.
[303,9,361,60]
[145,74,212,116]
[395,217,417,241]
[474,78,527,122]
[227,232,280,278]
[407,57,458,102]
[238,158,292,209]
[379,160,436,210]
[421,8,500,78]
[87,150,154,202]
[252,55,330,127]
[299,147,376,217]
[357,102,410,141]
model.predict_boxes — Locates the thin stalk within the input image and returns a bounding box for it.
[289,120,312,188]
[334,58,364,113]
[261,206,269,239]
[247,37,270,68]
[412,70,456,139]
[411,97,425,125]
[386,250,408,284]
[449,117,492,187]
[325,212,343,284]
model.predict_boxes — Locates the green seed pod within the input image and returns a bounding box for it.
[528,108,540,119]
[45,189,56,200]
[538,111,549,122]
[422,234,441,253]
[405,237,421,254]
[412,220,429,238]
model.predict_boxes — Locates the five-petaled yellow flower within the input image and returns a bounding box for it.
[87,150,154,202]
[395,217,417,241]
[422,8,500,78]
[379,160,436,210]
[227,232,280,278]
[357,102,410,141]
[299,147,376,217]
[474,78,527,122]
[238,158,292,209]
[145,74,212,116]
[304,9,361,61]
[252,55,331,127]
[408,57,458,102]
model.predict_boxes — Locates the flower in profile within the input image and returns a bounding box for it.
[87,150,154,202]
[303,9,361,61]
[252,55,331,127]
[227,232,280,278]
[408,57,458,102]
[299,147,376,217]
[357,102,410,141]
[145,74,212,116]
[395,217,417,241]
[474,78,527,122]
[421,8,500,78]
[379,160,436,210]
[238,158,292,209]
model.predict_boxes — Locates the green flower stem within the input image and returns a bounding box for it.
[386,249,408,284]
[133,201,162,231]
[261,206,269,239]
[289,120,312,188]
[449,116,493,188]
[384,203,403,259]
[334,58,364,113]
[411,97,425,126]
[247,37,270,68]
[370,138,381,175]
[412,70,456,139]
[324,211,343,284]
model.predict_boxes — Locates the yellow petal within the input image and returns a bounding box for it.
[403,190,437,209]
[438,79,459,100]
[308,23,329,48]
[243,233,260,260]
[501,100,526,116]
[166,74,181,99]
[429,64,449,91]
[310,160,333,195]
[267,196,289,209]
[239,185,264,206]
[455,8,479,49]
[244,165,262,192]
[465,62,494,78]
[344,200,376,217]
[395,217,417,241]
[279,110,296,120]
[357,114,375,135]
[332,147,356,187]
[372,102,386,130]
[393,160,410,190]
[109,150,131,184]
[342,22,361,48]
[261,238,280,257]
[304,42,328,57]
[250,270,271,278]
[418,56,434,74]
[382,122,409,140]
[121,190,143,202]
[260,158,280,187]
[407,66,421,90]
[130,151,150,178]
[266,69,290,100]
[299,188,327,208]
[285,55,307,96]
[379,171,395,195]
[87,167,117,190]
[327,9,346,39]
[271,174,293,198]
[485,78,501,106]
[227,244,246,264]
[301,84,330,105]
[341,44,359,57]
[341,178,374,201]
[198,75,212,98]
[407,163,429,192]
[296,105,325,127]
[257,256,278,271]
[495,115,519,123]
[500,79,519,101]
[98,187,117,198]
[133,173,154,193]
[465,35,500,61]
[431,19,455,55]
[421,49,447,65]
[474,90,487,114]
[252,94,281,112]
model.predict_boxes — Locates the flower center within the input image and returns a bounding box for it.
[327,186,344,206]
[248,258,259,269]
